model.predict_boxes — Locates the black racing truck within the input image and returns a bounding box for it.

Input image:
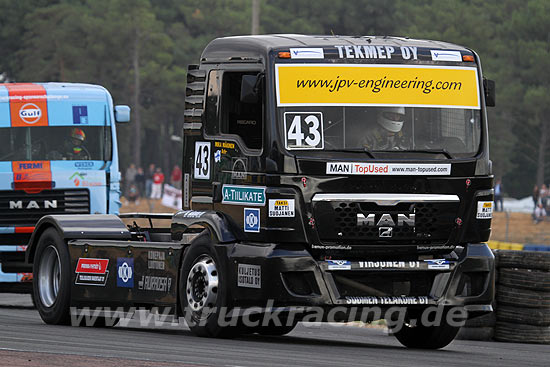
[27,35,496,349]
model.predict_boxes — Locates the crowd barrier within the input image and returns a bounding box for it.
[487,240,550,252]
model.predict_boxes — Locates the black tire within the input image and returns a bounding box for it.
[494,321,550,344]
[33,228,71,325]
[465,312,496,328]
[499,268,550,292]
[180,232,236,338]
[496,250,550,271]
[496,285,550,308]
[392,309,461,349]
[496,305,550,326]
[456,326,494,341]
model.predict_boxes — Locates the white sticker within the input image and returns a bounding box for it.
[425,259,450,270]
[326,260,351,270]
[284,112,324,150]
[476,201,493,219]
[290,48,324,59]
[326,162,451,176]
[237,264,261,288]
[430,50,462,62]
[268,199,295,217]
[194,141,211,179]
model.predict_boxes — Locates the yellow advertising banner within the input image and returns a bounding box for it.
[275,64,480,109]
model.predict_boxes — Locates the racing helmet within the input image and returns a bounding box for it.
[377,107,406,133]
[71,128,86,142]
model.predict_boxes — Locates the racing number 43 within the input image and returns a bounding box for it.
[194,142,211,179]
[284,112,324,150]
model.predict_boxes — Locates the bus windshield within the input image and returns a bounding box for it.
[0,126,111,161]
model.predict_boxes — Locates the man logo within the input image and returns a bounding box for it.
[19,103,42,124]
[357,213,415,227]
[9,200,57,209]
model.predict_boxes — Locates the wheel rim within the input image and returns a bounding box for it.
[186,255,219,313]
[38,245,61,308]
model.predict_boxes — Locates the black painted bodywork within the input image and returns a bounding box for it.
[28,35,495,318]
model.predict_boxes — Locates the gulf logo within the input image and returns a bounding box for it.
[18,103,42,124]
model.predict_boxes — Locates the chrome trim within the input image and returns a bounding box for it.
[475,189,494,197]
[312,193,460,206]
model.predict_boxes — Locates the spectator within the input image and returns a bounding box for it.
[151,167,165,199]
[135,167,145,198]
[127,184,139,204]
[534,203,546,224]
[494,179,503,212]
[540,184,548,211]
[125,163,137,197]
[171,164,182,189]
[145,163,155,198]
[533,185,540,214]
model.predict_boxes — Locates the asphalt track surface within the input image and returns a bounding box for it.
[0,297,548,367]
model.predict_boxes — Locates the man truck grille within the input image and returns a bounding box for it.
[313,195,459,245]
[0,189,90,226]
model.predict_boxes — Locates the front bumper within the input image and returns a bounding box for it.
[221,242,495,318]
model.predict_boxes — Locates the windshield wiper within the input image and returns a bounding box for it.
[398,149,454,159]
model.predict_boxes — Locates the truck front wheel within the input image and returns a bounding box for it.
[33,228,71,325]
[180,233,236,338]
[391,309,461,349]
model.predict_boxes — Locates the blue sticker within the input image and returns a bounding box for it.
[244,208,260,233]
[72,105,88,124]
[326,260,351,270]
[117,258,134,288]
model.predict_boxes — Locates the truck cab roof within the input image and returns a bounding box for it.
[201,34,471,62]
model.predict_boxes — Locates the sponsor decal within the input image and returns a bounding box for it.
[117,258,134,288]
[358,261,421,269]
[346,296,430,305]
[424,259,450,270]
[72,105,88,124]
[214,141,235,157]
[244,208,260,233]
[138,275,172,292]
[326,162,451,176]
[326,260,351,270]
[311,244,352,250]
[75,258,109,286]
[231,158,247,180]
[237,263,261,288]
[194,141,210,180]
[476,201,493,219]
[69,172,102,187]
[74,161,94,169]
[289,48,325,59]
[430,50,462,62]
[334,45,418,60]
[6,83,49,127]
[222,185,266,206]
[148,250,166,270]
[214,150,221,162]
[161,184,182,210]
[275,64,480,109]
[268,199,295,217]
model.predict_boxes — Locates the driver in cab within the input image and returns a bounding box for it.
[362,107,410,150]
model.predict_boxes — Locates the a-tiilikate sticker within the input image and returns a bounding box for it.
[222,185,265,205]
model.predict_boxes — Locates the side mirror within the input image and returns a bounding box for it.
[483,78,496,107]
[240,74,262,104]
[115,105,131,123]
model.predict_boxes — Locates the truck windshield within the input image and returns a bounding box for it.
[0,126,110,161]
[275,62,483,157]
[277,106,481,157]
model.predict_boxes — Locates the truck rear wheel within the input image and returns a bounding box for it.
[180,233,236,338]
[33,228,71,325]
[392,309,461,349]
